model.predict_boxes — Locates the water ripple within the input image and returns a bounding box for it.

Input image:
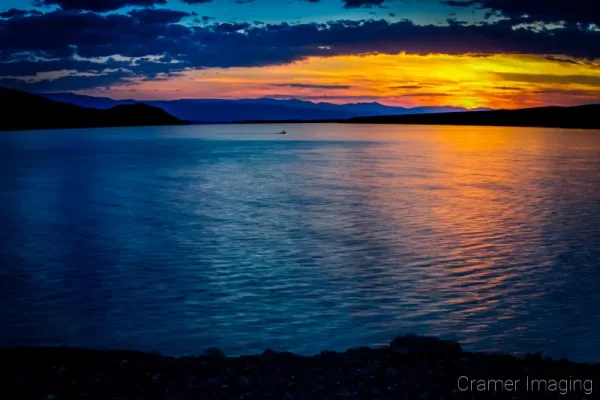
[1,124,600,361]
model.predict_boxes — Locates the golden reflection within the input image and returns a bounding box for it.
[299,125,560,342]
[423,127,551,327]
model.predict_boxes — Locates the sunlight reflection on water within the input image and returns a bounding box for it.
[1,124,599,361]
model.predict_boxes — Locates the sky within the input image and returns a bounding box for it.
[0,0,599,108]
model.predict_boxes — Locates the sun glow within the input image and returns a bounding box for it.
[87,53,600,108]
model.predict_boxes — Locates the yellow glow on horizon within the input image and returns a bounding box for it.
[88,53,600,108]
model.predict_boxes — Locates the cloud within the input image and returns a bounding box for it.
[32,0,167,12]
[0,58,123,76]
[443,0,600,25]
[495,73,600,86]
[212,22,252,32]
[128,8,190,24]
[182,0,212,3]
[1,9,600,91]
[0,9,42,18]
[389,84,425,89]
[0,71,133,91]
[401,92,452,97]
[543,56,582,65]
[271,83,352,89]
[441,1,477,6]
[532,88,600,97]
[492,86,523,91]
[343,0,385,8]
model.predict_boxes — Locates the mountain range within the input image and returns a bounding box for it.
[4,87,598,132]
[40,92,491,123]
[0,87,183,131]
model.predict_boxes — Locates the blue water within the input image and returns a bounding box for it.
[1,124,600,362]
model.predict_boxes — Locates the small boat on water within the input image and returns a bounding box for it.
[276,130,286,134]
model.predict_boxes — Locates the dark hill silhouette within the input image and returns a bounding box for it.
[347,104,600,130]
[0,87,183,131]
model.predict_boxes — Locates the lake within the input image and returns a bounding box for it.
[1,123,600,362]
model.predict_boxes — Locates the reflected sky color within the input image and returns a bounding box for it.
[1,124,600,361]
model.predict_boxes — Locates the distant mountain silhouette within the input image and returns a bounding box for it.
[41,92,491,123]
[0,87,183,131]
[348,104,600,130]
[6,88,598,130]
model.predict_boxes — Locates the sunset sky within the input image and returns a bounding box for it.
[1,0,599,108]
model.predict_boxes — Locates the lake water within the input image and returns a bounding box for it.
[1,124,600,362]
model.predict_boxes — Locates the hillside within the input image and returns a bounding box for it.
[348,104,600,130]
[0,87,183,131]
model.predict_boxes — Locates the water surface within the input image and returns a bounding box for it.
[1,124,600,362]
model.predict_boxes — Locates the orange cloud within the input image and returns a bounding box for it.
[84,53,600,109]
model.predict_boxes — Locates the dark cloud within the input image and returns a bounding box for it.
[534,88,599,94]
[343,0,385,9]
[389,85,425,89]
[544,56,582,65]
[495,73,600,86]
[0,9,191,59]
[4,11,600,62]
[401,92,452,97]
[271,83,352,89]
[493,86,523,91]
[1,9,600,91]
[441,1,477,7]
[212,22,252,32]
[0,58,123,76]
[444,0,600,25]
[531,88,600,98]
[128,8,190,24]
[32,0,167,12]
[0,71,133,91]
[0,9,42,18]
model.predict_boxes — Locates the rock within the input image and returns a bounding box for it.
[525,352,543,362]
[3,336,599,400]
[384,367,398,378]
[261,349,278,361]
[390,335,462,356]
[203,348,225,359]
[187,377,201,388]
[239,376,250,385]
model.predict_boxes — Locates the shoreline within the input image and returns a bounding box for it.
[3,336,598,399]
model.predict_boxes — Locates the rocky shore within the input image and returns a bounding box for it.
[2,336,598,399]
